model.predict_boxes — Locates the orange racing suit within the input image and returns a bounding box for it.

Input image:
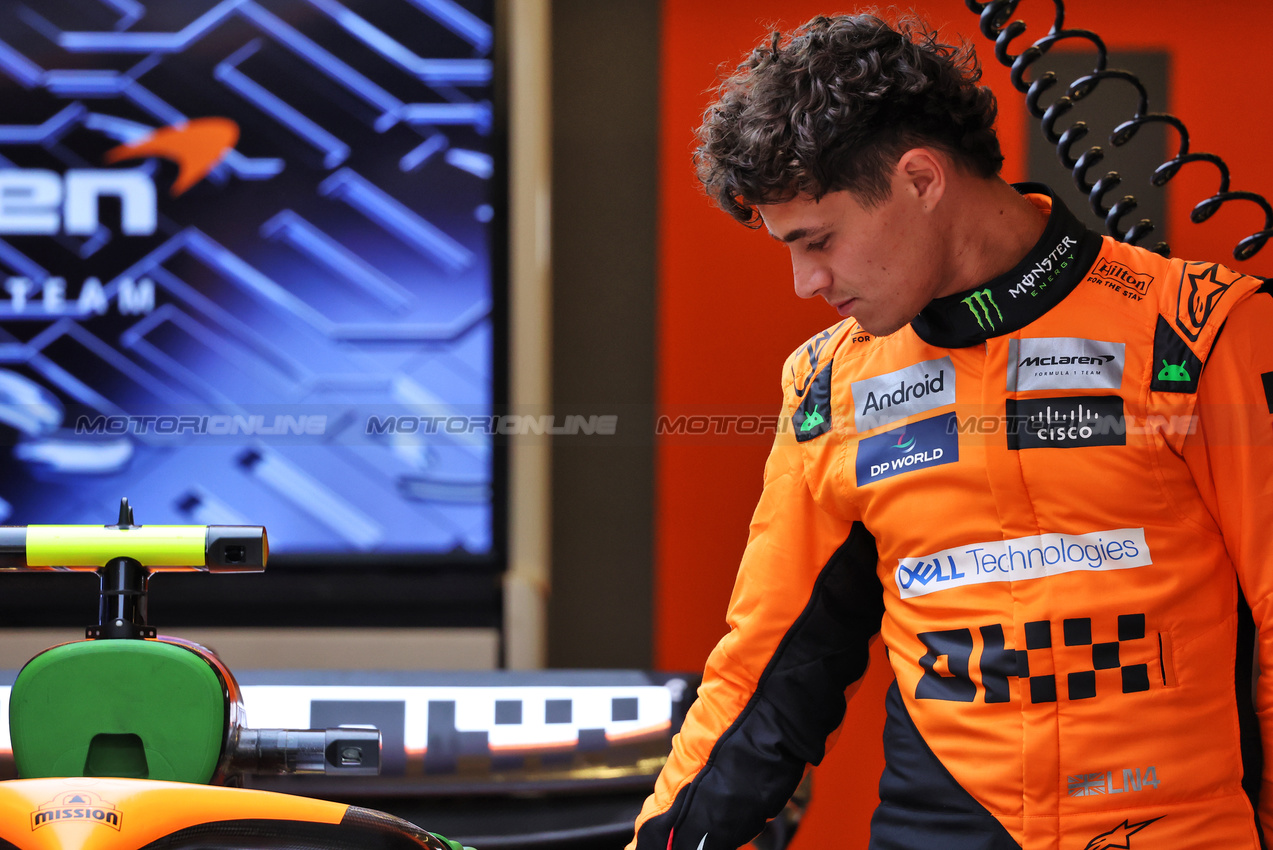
[631,185,1273,849]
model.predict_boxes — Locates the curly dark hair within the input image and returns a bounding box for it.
[696,13,1004,225]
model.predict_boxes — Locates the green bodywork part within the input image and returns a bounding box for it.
[430,833,478,850]
[9,639,226,783]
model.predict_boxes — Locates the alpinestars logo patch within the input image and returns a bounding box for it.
[791,322,844,399]
[1083,816,1162,849]
[1176,262,1240,342]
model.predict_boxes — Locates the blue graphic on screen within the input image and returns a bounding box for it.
[0,0,496,558]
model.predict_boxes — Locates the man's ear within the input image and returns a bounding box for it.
[895,148,945,209]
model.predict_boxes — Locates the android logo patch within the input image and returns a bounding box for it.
[1156,360,1190,382]
[1150,316,1203,393]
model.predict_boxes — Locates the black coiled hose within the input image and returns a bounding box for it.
[966,0,1273,261]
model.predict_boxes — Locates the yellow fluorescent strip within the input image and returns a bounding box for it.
[24,526,207,567]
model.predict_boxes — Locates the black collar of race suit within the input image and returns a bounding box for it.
[909,183,1105,348]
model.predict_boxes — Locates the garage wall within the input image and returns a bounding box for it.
[548,0,660,669]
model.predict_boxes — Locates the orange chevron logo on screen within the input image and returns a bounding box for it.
[103,117,239,197]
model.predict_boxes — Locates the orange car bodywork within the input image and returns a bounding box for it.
[0,777,346,850]
[632,187,1273,849]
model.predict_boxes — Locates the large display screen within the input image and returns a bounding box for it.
[0,0,500,574]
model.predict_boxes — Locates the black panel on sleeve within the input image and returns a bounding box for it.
[634,522,883,850]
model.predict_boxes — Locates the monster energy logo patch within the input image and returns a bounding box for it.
[1008,235,1077,299]
[962,289,1003,331]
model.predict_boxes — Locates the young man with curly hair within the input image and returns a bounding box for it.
[629,13,1273,850]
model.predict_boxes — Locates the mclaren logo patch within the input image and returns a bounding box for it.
[1007,338,1124,391]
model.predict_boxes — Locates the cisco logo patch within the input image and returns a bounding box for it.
[855,413,959,485]
[1007,396,1126,450]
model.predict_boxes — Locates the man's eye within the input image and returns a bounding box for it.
[807,237,829,252]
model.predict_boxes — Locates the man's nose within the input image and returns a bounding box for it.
[792,256,831,300]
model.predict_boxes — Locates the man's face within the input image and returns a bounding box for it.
[756,175,950,336]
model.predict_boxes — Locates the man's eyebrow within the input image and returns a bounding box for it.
[770,226,822,244]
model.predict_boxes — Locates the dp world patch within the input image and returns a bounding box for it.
[856,413,958,485]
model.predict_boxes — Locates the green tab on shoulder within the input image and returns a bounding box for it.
[1150,316,1203,393]
[1151,262,1266,394]
[794,362,833,442]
